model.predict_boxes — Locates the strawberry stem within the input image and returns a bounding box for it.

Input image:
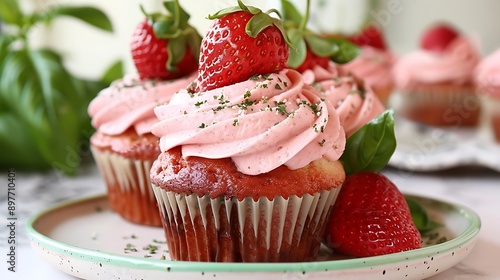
[299,0,310,31]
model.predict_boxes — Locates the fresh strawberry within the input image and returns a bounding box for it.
[420,23,459,52]
[349,25,387,50]
[324,172,422,257]
[196,1,290,92]
[295,50,330,72]
[131,1,201,80]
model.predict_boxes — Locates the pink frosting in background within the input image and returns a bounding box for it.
[475,49,500,98]
[341,46,396,90]
[302,63,386,137]
[151,69,346,175]
[393,36,481,90]
[88,73,196,135]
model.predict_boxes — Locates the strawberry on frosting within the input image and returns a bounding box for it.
[393,25,481,89]
[151,69,346,175]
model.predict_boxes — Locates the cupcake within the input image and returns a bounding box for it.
[150,3,346,262]
[341,25,396,106]
[475,49,500,142]
[88,2,201,226]
[89,74,196,226]
[302,63,386,137]
[393,23,482,127]
[151,69,346,262]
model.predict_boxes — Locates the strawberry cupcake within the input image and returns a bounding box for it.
[150,3,346,262]
[475,49,500,142]
[393,23,482,127]
[89,74,195,227]
[341,25,396,106]
[151,69,346,262]
[89,2,200,226]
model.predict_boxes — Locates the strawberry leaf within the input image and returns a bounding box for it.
[166,37,187,72]
[340,109,396,175]
[286,29,307,68]
[323,37,361,64]
[280,0,360,66]
[246,12,275,37]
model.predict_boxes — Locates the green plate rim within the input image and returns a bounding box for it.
[26,193,481,273]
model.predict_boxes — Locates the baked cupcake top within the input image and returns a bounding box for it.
[302,63,385,137]
[393,28,481,90]
[151,69,346,175]
[341,46,396,90]
[475,49,500,98]
[88,73,195,136]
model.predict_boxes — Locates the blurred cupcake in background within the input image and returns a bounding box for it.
[341,25,397,106]
[475,49,500,142]
[88,1,200,226]
[393,23,482,127]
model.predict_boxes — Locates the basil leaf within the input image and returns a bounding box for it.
[0,0,24,26]
[49,6,113,32]
[340,109,396,175]
[406,197,443,233]
[101,60,124,85]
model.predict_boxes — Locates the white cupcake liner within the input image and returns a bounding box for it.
[91,146,161,226]
[152,185,342,262]
[91,146,155,200]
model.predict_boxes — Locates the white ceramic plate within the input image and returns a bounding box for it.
[389,114,500,172]
[26,193,480,280]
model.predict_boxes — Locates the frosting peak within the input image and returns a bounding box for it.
[151,69,346,175]
[88,74,195,135]
[341,46,396,90]
[393,36,481,89]
[302,63,386,137]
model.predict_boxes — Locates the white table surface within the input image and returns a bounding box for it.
[1,162,499,280]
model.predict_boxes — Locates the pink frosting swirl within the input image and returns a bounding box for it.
[393,36,481,89]
[302,63,385,137]
[475,49,500,98]
[88,73,196,135]
[341,47,396,90]
[151,69,346,175]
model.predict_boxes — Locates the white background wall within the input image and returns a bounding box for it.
[22,0,500,80]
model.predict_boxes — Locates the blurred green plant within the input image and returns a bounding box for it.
[0,0,123,174]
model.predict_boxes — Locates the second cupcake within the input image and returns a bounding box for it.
[393,23,482,127]
[150,1,346,262]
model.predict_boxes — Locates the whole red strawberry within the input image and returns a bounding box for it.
[324,172,422,257]
[350,25,387,50]
[131,1,201,80]
[295,50,330,73]
[196,1,290,92]
[420,23,459,53]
